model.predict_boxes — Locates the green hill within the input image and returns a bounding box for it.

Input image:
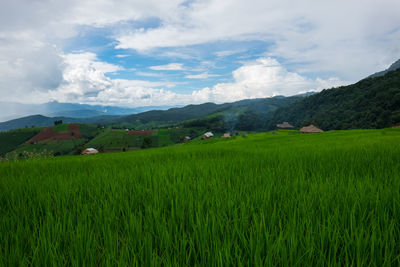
[0,127,42,156]
[0,128,399,265]
[270,68,400,130]
[7,123,100,158]
[113,96,302,130]
[0,114,119,132]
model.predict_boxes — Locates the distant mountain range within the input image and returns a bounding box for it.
[0,101,175,122]
[0,96,303,131]
[0,115,119,132]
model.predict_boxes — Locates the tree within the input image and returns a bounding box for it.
[141,137,152,149]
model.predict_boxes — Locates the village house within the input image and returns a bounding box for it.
[202,132,214,139]
[81,148,99,155]
[300,125,324,133]
[222,133,231,138]
[276,122,295,130]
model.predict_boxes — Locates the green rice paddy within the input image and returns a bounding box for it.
[0,129,399,266]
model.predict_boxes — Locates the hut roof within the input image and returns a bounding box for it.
[222,133,231,138]
[276,122,294,129]
[300,125,324,133]
[82,148,99,154]
[203,132,214,138]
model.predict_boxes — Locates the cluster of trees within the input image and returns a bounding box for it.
[54,120,63,125]
[182,116,227,133]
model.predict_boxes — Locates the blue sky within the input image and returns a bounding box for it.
[0,0,399,107]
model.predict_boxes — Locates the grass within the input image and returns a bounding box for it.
[53,123,69,133]
[0,128,399,265]
[157,129,173,147]
[79,124,100,139]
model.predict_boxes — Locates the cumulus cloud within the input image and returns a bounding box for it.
[0,0,399,109]
[0,33,63,103]
[47,53,184,105]
[57,56,347,106]
[115,0,400,78]
[192,58,347,103]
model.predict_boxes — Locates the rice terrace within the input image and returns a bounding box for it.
[0,128,399,265]
[1,0,400,266]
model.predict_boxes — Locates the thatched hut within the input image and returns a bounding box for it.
[82,148,99,155]
[222,133,231,138]
[183,136,191,142]
[276,122,294,130]
[300,125,324,133]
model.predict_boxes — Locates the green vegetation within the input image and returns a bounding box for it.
[78,123,100,139]
[0,128,42,156]
[11,138,86,157]
[53,123,68,132]
[86,129,157,151]
[4,124,101,157]
[1,129,399,265]
[109,96,302,130]
[270,68,400,130]
[157,129,173,147]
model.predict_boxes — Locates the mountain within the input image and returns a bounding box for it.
[0,101,175,122]
[49,109,107,118]
[0,114,120,132]
[112,96,303,129]
[270,67,400,130]
[0,96,303,131]
[369,59,400,78]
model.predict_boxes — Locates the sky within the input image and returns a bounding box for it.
[0,0,399,107]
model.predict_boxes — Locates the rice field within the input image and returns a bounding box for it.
[0,129,399,266]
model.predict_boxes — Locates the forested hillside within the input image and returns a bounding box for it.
[113,96,302,130]
[269,68,400,130]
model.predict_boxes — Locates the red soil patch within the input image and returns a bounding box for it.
[26,124,82,143]
[126,130,153,136]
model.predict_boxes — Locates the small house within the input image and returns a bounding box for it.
[202,132,214,139]
[183,136,191,142]
[82,148,99,155]
[300,125,324,133]
[276,122,294,130]
[222,133,231,138]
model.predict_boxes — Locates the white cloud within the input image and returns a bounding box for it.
[215,49,246,57]
[136,71,163,77]
[115,0,400,79]
[43,52,187,106]
[149,63,185,71]
[192,58,348,103]
[0,33,63,103]
[115,54,130,58]
[0,0,399,110]
[185,72,220,79]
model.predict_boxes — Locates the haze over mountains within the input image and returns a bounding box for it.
[0,101,175,122]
